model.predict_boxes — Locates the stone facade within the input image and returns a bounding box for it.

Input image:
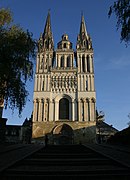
[32,12,96,144]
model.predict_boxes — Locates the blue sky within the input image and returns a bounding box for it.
[1,0,130,131]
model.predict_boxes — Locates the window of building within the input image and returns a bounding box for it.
[82,56,85,72]
[61,56,64,67]
[86,80,88,91]
[67,56,70,67]
[59,98,69,120]
[64,43,67,48]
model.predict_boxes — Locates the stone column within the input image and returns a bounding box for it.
[91,99,96,121]
[49,99,53,121]
[78,55,80,72]
[89,99,92,121]
[58,55,60,68]
[44,75,46,91]
[33,99,37,122]
[80,54,82,72]
[36,55,39,73]
[86,99,89,121]
[83,99,87,121]
[92,75,95,91]
[85,54,88,72]
[87,75,90,91]
[41,99,44,121]
[56,54,58,68]
[44,99,48,121]
[89,55,93,73]
[38,99,43,122]
[84,75,86,91]
[47,75,50,91]
[43,99,46,121]
[34,75,37,91]
[72,99,75,121]
[78,99,81,121]
[81,75,83,91]
[55,100,58,121]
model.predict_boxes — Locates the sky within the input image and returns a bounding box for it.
[1,0,130,131]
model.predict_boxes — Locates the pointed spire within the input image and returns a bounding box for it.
[42,10,54,50]
[43,10,52,37]
[76,13,92,50]
[80,14,87,36]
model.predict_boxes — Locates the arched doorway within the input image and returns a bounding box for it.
[59,98,69,120]
[53,124,73,145]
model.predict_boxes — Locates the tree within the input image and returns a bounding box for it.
[0,8,36,115]
[127,113,130,126]
[108,0,130,46]
[96,110,105,143]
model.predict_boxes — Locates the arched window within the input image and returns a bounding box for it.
[87,55,90,72]
[59,98,69,119]
[67,56,70,67]
[82,56,85,72]
[64,43,67,48]
[61,56,64,67]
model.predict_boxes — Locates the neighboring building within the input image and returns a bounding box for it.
[5,117,32,144]
[96,121,118,143]
[32,12,96,144]
[5,125,22,143]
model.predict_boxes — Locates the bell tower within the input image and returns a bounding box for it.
[37,11,54,73]
[76,14,95,122]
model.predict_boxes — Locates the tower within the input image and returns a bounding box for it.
[32,12,96,144]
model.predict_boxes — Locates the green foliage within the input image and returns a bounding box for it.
[0,8,36,115]
[108,0,130,46]
[0,8,12,26]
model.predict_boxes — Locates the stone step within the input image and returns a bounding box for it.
[5,167,130,179]
[29,152,102,159]
[21,158,113,166]
[1,145,130,180]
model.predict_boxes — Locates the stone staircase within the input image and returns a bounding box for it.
[1,145,130,179]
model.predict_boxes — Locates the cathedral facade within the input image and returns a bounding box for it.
[32,12,96,144]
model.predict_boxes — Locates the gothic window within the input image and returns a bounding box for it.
[86,80,88,91]
[87,55,90,72]
[64,43,67,48]
[82,56,85,72]
[59,98,69,120]
[67,56,70,67]
[61,56,64,67]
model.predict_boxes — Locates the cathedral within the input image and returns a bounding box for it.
[32,12,96,144]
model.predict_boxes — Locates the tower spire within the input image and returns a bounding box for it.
[41,10,54,50]
[43,10,51,37]
[80,13,87,37]
[76,14,92,50]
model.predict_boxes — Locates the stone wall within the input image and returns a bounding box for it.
[32,121,96,144]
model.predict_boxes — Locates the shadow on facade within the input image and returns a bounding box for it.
[32,123,96,145]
